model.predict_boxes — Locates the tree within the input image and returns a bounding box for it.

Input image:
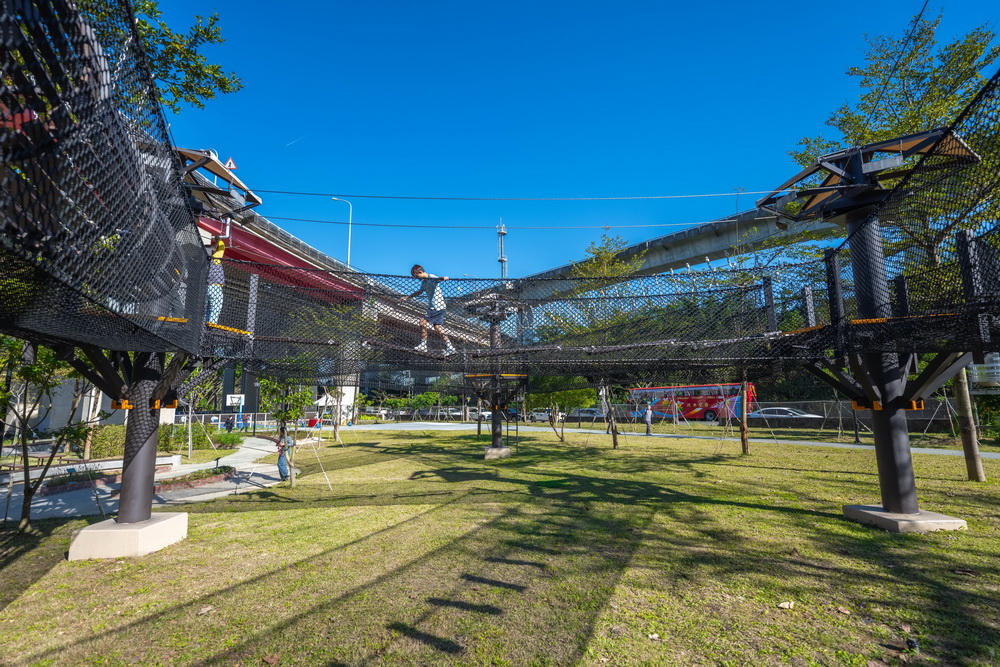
[532,235,650,448]
[792,11,999,481]
[87,0,243,113]
[256,378,314,487]
[524,376,592,442]
[0,337,99,532]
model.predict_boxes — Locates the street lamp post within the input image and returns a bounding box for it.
[330,197,353,268]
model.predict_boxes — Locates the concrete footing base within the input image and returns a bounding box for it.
[69,512,188,560]
[484,447,511,460]
[843,505,967,533]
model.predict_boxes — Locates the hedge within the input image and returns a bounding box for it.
[87,423,230,459]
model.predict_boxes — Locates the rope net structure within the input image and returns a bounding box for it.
[0,0,205,355]
[2,0,1000,396]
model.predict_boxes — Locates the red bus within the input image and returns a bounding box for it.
[628,383,756,422]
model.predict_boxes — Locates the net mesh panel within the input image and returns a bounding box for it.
[3,0,1000,393]
[0,0,204,354]
[209,68,1000,389]
[834,70,1000,356]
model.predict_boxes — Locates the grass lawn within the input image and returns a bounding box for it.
[566,418,1000,453]
[170,449,238,465]
[1,430,998,665]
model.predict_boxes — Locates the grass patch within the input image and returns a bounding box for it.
[1,430,998,665]
[582,419,998,452]
[170,448,237,465]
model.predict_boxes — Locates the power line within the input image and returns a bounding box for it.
[254,189,777,202]
[264,215,769,231]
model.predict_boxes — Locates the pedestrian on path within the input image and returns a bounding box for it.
[277,427,290,481]
[644,405,653,436]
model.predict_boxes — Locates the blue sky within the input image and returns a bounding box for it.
[160,1,998,279]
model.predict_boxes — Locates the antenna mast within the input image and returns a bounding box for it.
[497,219,507,279]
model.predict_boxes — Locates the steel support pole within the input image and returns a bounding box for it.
[846,215,918,514]
[489,320,503,449]
[118,353,164,524]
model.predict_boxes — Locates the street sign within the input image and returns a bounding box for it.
[226,394,245,407]
[224,157,237,170]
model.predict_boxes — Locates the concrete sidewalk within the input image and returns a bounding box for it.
[1,436,288,523]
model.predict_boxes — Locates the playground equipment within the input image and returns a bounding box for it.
[4,0,1000,544]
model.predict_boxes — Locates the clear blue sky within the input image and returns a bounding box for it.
[160,1,998,278]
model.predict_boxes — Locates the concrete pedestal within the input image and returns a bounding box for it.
[484,447,511,460]
[843,505,967,533]
[69,512,188,560]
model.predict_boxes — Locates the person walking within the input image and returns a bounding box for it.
[225,416,235,433]
[277,427,290,481]
[644,405,653,436]
[401,264,456,355]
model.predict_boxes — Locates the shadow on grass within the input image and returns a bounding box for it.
[16,497,655,665]
[388,622,464,654]
[0,516,96,613]
[8,431,998,664]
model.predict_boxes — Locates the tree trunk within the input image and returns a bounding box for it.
[953,368,986,482]
[83,385,102,460]
[548,402,564,442]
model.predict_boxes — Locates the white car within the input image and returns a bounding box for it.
[469,408,492,420]
[747,407,822,419]
[529,409,564,423]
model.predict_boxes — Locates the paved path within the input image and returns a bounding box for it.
[1,436,287,523]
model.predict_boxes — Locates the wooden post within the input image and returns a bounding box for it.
[477,396,483,437]
[739,381,749,455]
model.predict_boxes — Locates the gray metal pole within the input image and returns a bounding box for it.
[117,353,163,524]
[489,320,503,449]
[846,215,918,514]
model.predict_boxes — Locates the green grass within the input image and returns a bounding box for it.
[1,430,998,665]
[170,448,238,465]
[578,418,999,452]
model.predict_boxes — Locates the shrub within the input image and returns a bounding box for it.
[216,432,244,447]
[158,424,215,452]
[89,424,127,459]
[46,470,117,487]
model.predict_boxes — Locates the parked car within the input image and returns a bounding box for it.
[469,408,492,420]
[360,407,388,418]
[529,409,565,423]
[747,407,822,419]
[505,407,524,421]
[567,408,605,421]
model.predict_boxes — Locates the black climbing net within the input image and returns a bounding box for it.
[0,0,205,354]
[3,0,1000,393]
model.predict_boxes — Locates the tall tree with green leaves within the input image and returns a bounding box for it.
[792,11,999,481]
[86,0,243,113]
